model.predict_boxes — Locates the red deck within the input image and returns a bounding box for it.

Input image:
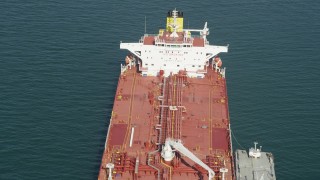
[98,66,233,180]
[108,124,128,146]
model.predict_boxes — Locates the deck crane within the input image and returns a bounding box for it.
[161,138,216,180]
[183,22,210,42]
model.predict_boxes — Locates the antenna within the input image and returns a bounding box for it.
[169,8,179,38]
[254,141,258,150]
[144,16,147,34]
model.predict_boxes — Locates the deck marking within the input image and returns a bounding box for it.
[209,89,212,151]
[172,76,176,138]
[123,72,137,149]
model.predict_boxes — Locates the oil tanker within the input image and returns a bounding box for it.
[98,9,276,180]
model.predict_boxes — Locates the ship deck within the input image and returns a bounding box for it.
[98,65,233,180]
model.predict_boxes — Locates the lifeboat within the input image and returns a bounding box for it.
[214,56,222,67]
[125,54,133,65]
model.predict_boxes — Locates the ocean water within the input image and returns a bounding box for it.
[1,0,319,179]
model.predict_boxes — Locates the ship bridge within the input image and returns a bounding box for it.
[120,9,228,78]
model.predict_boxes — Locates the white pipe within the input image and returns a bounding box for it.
[129,127,135,147]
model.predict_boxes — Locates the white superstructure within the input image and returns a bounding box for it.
[120,9,228,78]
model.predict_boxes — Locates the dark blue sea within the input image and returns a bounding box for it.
[1,0,319,179]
